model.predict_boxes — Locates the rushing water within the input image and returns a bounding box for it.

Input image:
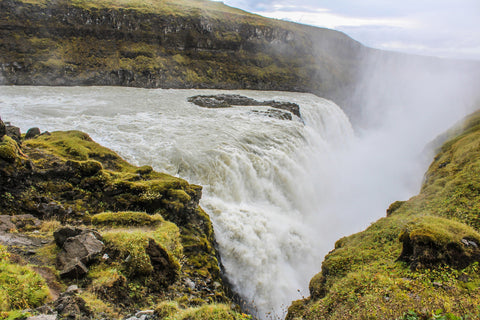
[0,86,466,318]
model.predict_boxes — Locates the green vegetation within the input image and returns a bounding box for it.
[91,211,164,226]
[0,129,235,318]
[0,136,23,162]
[288,110,480,319]
[0,245,50,313]
[154,301,252,320]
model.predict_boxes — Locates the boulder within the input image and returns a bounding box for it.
[25,127,41,140]
[55,228,104,279]
[6,125,21,143]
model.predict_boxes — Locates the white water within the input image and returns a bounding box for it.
[0,86,469,318]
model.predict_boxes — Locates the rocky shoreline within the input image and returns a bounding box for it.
[0,116,248,319]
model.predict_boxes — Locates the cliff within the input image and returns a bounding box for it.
[0,0,366,115]
[0,119,248,319]
[286,109,480,319]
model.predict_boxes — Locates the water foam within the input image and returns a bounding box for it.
[0,86,356,318]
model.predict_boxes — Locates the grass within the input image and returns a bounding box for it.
[0,245,50,312]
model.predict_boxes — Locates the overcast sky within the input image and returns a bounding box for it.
[213,0,480,61]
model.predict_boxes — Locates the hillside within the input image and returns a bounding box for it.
[0,0,363,112]
[0,119,249,319]
[286,110,480,319]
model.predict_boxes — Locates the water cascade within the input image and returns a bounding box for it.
[0,86,467,318]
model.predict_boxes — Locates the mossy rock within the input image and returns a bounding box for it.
[0,136,22,162]
[398,216,480,269]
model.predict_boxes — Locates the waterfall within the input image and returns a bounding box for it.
[2,85,461,318]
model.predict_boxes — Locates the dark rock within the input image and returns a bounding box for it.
[59,258,89,279]
[0,117,5,137]
[268,101,301,118]
[145,238,179,286]
[25,127,41,140]
[56,230,104,278]
[6,125,21,143]
[54,227,84,247]
[54,289,92,319]
[188,94,302,119]
[36,202,70,219]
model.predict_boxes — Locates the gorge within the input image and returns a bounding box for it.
[2,0,480,319]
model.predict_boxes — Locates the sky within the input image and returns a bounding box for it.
[212,0,480,61]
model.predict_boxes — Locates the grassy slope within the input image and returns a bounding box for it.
[287,110,480,320]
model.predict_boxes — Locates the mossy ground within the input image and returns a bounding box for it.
[288,110,480,320]
[0,130,236,318]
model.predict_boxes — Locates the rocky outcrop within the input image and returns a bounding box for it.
[397,217,480,269]
[188,94,302,119]
[0,120,238,318]
[0,117,5,138]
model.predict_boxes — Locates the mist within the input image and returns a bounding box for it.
[315,49,480,241]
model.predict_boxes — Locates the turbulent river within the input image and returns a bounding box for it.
[0,86,468,318]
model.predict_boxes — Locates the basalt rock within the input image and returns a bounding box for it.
[188,94,302,120]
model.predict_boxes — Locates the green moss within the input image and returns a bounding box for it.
[401,216,480,247]
[0,136,20,162]
[153,302,250,320]
[91,211,164,227]
[0,245,50,311]
[154,300,181,319]
[102,226,181,277]
[24,131,131,169]
[102,230,154,276]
